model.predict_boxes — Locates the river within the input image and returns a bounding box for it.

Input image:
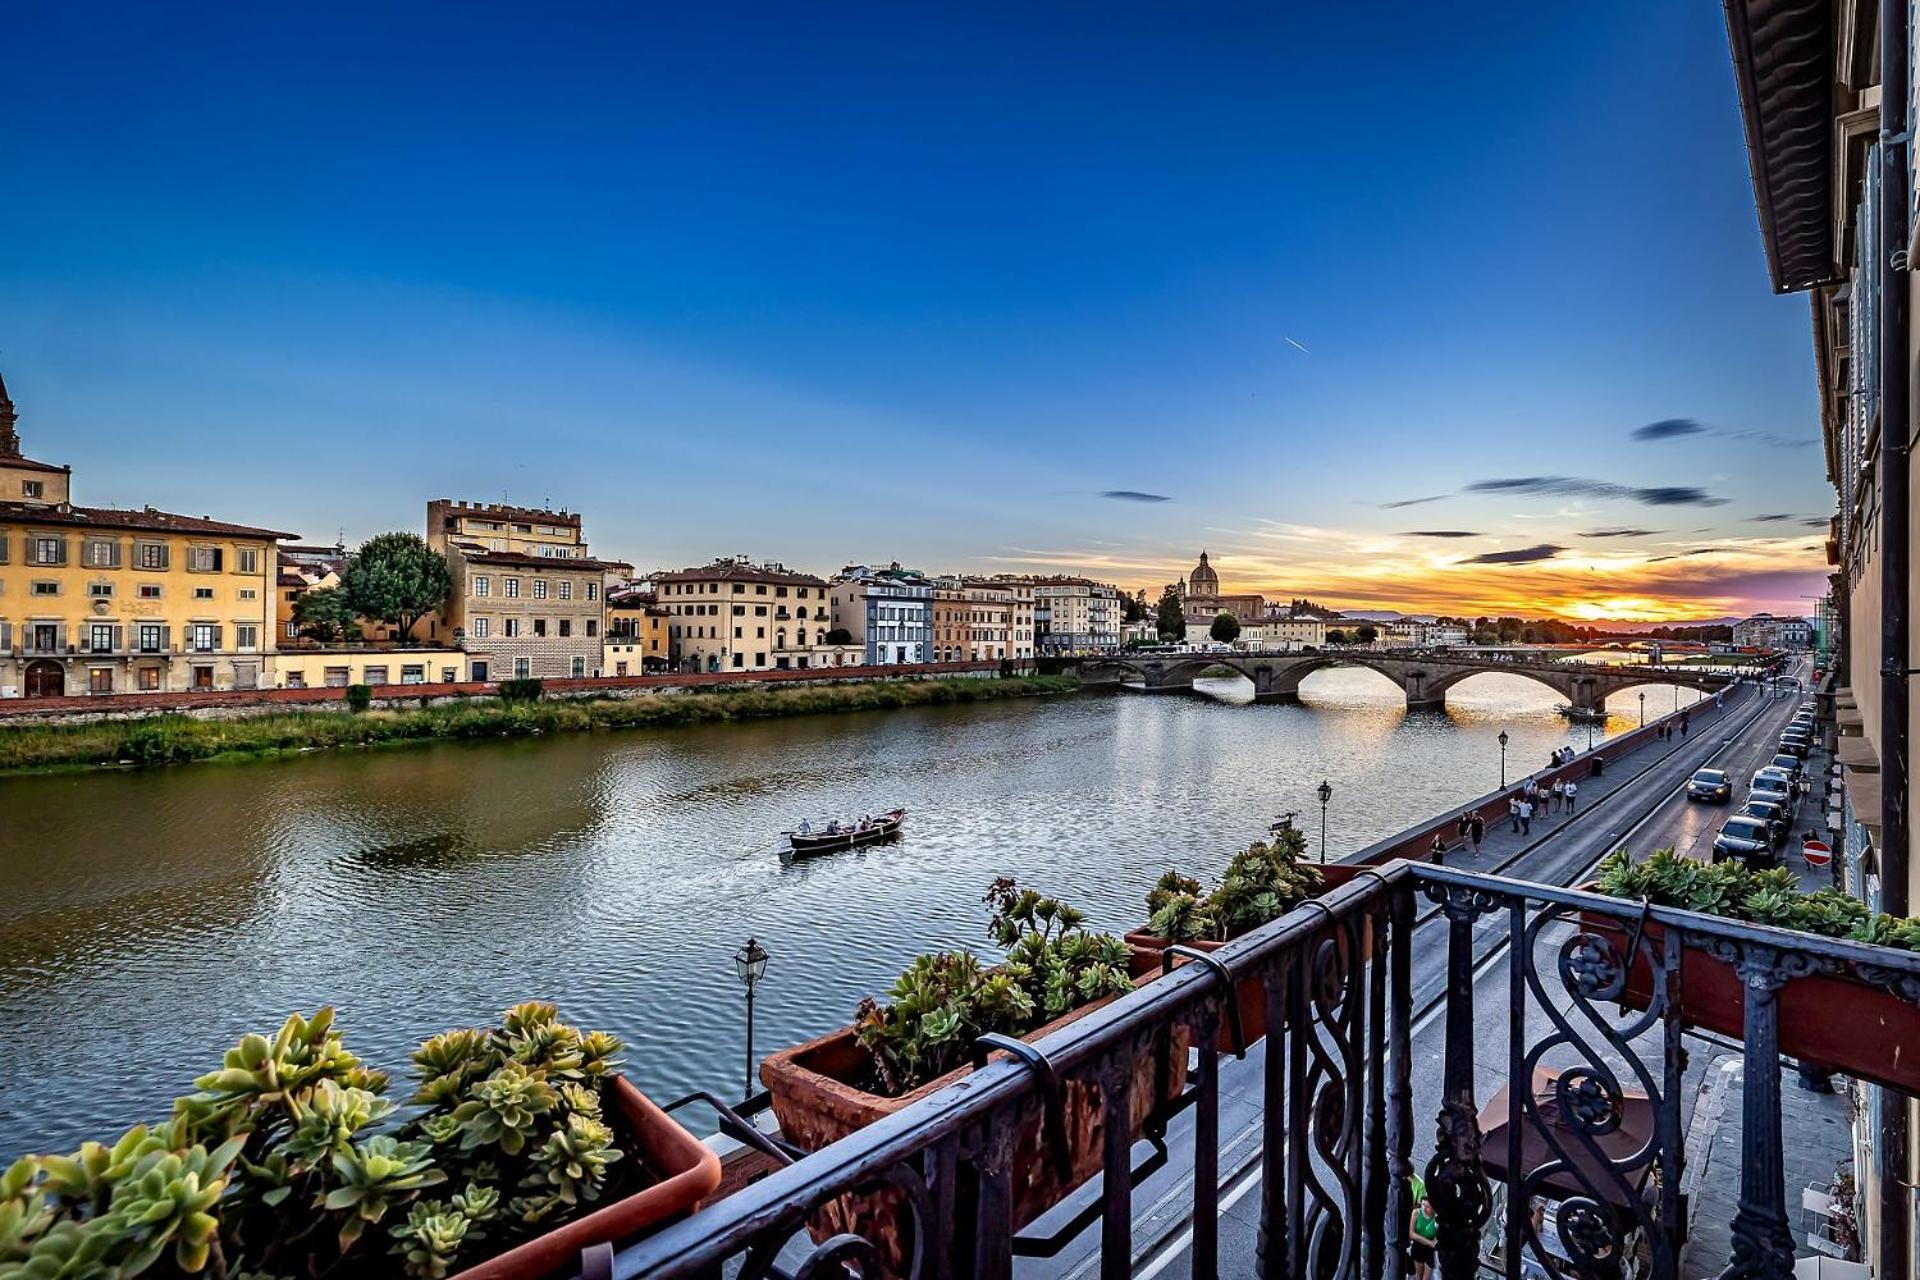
[0,664,1711,1157]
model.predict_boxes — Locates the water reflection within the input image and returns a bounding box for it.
[0,667,1710,1156]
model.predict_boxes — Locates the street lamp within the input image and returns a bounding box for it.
[733,936,770,1101]
[1316,780,1333,863]
[1497,730,1509,789]
[1639,691,1646,727]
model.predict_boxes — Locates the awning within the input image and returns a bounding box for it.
[1723,0,1839,293]
[1476,1067,1655,1209]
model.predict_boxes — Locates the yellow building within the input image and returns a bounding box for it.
[0,375,293,697]
[656,559,833,671]
[268,648,467,690]
[604,586,670,675]
[931,584,968,662]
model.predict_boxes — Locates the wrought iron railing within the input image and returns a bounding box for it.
[603,863,1920,1280]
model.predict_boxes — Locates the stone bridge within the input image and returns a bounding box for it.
[1074,650,1736,712]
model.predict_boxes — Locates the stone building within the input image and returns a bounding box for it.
[657,559,833,672]
[1178,550,1266,626]
[831,564,933,665]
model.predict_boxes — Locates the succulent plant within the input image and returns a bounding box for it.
[102,1137,244,1275]
[447,1065,557,1157]
[1145,828,1323,943]
[322,1136,447,1251]
[390,1202,470,1279]
[530,1114,622,1207]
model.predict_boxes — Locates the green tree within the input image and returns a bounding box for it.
[1327,628,1350,646]
[1156,587,1186,641]
[824,627,854,645]
[341,532,452,640]
[1209,612,1241,644]
[293,585,356,643]
[1354,623,1378,645]
[1121,592,1146,624]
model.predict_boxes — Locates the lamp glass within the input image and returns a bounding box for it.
[1317,780,1333,805]
[734,938,769,985]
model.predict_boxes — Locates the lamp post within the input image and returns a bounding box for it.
[1639,691,1646,727]
[1316,780,1333,864]
[1498,730,1509,789]
[733,937,770,1101]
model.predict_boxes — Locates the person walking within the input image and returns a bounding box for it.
[1680,715,1690,738]
[1551,778,1566,813]
[1469,813,1485,854]
[1564,778,1578,814]
[1518,796,1533,835]
[1509,795,1522,833]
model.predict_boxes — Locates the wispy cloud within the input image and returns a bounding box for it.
[1581,527,1662,538]
[1284,336,1310,354]
[1379,494,1448,509]
[1460,544,1564,565]
[1404,530,1481,538]
[1802,517,1831,528]
[1644,549,1721,563]
[1098,490,1172,503]
[1465,476,1728,507]
[1630,417,1810,449]
[1748,513,1798,523]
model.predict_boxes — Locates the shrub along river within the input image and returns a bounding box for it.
[0,663,1708,1157]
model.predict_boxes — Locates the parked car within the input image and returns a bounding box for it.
[1767,753,1804,778]
[1779,730,1812,754]
[1713,815,1780,867]
[1740,798,1791,846]
[1686,768,1733,803]
[1752,766,1795,792]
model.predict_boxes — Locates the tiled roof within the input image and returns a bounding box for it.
[0,501,296,540]
[461,548,630,573]
[657,562,826,587]
[0,455,70,474]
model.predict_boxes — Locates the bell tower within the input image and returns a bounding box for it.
[0,368,19,460]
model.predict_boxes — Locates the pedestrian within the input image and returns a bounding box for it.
[1410,1196,1439,1280]
[1458,813,1473,844]
[1429,832,1446,865]
[1680,716,1690,738]
[1551,778,1566,813]
[1509,795,1522,833]
[1519,797,1533,835]
[1564,778,1578,814]
[1469,813,1485,853]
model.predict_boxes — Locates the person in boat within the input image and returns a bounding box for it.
[798,819,813,835]
[826,819,840,835]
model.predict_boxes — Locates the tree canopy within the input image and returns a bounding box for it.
[341,532,452,639]
[292,585,357,644]
[1209,612,1241,644]
[1327,628,1351,646]
[1354,623,1379,645]
[1156,587,1187,640]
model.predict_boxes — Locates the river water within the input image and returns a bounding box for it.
[0,664,1709,1157]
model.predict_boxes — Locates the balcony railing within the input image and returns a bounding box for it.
[605,862,1920,1280]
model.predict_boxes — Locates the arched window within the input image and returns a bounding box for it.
[796,607,809,620]
[776,630,788,649]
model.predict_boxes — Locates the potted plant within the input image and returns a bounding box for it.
[761,879,1190,1274]
[1123,829,1367,1050]
[0,1003,720,1280]
[1580,850,1920,1095]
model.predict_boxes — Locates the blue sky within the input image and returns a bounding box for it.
[0,4,1831,617]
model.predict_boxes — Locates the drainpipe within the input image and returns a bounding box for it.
[1878,0,1912,1268]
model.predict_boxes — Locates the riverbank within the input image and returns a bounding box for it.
[0,674,1081,774]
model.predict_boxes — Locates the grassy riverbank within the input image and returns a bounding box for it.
[0,675,1081,774]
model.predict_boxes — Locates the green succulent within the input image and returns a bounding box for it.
[0,1218,117,1280]
[1147,832,1323,943]
[530,1114,622,1207]
[447,1065,557,1157]
[101,1136,244,1275]
[448,1183,500,1226]
[390,1202,470,1279]
[322,1135,446,1252]
[408,1029,494,1106]
[180,1009,388,1142]
[281,1082,393,1164]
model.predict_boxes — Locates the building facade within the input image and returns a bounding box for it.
[1178,551,1266,626]
[1731,611,1815,650]
[604,585,670,675]
[0,376,293,698]
[657,559,833,672]
[1032,577,1121,652]
[831,564,932,665]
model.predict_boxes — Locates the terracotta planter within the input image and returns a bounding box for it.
[447,1076,722,1280]
[761,976,1189,1275]
[1125,863,1372,1054]
[1576,894,1920,1097]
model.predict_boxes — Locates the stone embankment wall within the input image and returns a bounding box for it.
[0,661,1012,727]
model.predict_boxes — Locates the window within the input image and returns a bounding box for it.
[733,604,746,617]
[504,618,520,638]
[22,480,42,499]
[504,578,520,598]
[89,668,113,694]
[31,581,57,597]
[30,536,65,566]
[194,587,214,600]
[138,542,168,570]
[732,653,743,668]
[533,580,548,599]
[285,620,299,639]
[139,584,161,600]
[471,616,490,638]
[84,539,119,568]
[615,661,628,676]
[237,548,259,574]
[559,580,573,600]
[192,665,215,690]
[474,576,491,597]
[190,624,219,652]
[570,656,586,677]
[363,665,389,686]
[138,667,161,692]
[90,625,116,653]
[402,665,426,684]
[138,625,164,653]
[558,619,571,637]
[532,619,547,637]
[89,583,113,598]
[237,588,257,601]
[514,657,531,679]
[188,546,223,572]
[587,582,598,601]
[325,666,351,687]
[235,624,259,651]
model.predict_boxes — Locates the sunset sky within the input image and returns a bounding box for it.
[0,4,1830,621]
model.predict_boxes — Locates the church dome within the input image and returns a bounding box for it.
[1188,551,1219,594]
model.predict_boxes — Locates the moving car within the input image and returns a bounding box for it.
[1713,815,1780,867]
[1685,768,1733,803]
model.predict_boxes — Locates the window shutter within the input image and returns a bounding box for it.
[111,625,124,652]
[160,625,171,652]
[57,537,70,566]
[0,622,10,651]
[211,625,223,650]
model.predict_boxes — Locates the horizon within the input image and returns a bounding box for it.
[1,4,1831,620]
